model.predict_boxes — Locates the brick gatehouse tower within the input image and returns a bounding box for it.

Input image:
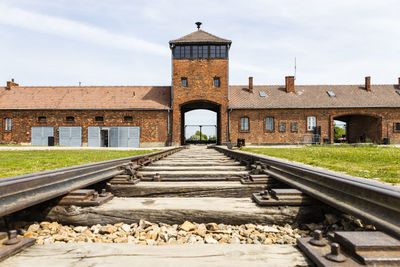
[169,23,232,145]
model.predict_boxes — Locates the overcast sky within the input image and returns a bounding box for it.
[0,0,399,137]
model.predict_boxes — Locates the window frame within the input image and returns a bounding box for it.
[279,122,286,132]
[95,116,104,122]
[38,116,47,122]
[307,116,317,131]
[291,122,298,132]
[65,116,75,122]
[264,117,274,132]
[4,118,12,131]
[239,117,250,132]
[394,122,400,132]
[124,116,133,122]
[213,77,220,88]
[181,77,188,87]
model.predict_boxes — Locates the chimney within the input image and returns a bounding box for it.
[365,76,371,91]
[285,76,295,93]
[249,77,253,93]
[6,79,19,90]
[398,77,400,89]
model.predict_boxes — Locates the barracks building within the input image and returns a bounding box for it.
[1,25,400,147]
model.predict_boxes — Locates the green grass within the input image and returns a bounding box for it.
[240,145,400,184]
[0,150,159,178]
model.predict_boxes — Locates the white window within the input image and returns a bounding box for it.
[307,116,316,131]
[265,117,274,131]
[5,118,12,131]
[240,117,249,131]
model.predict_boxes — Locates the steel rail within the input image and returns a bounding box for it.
[214,146,400,240]
[0,147,183,217]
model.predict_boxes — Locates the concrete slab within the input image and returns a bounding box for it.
[137,170,249,178]
[0,243,310,267]
[108,181,261,197]
[42,197,325,226]
[140,166,247,171]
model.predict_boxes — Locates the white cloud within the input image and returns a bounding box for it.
[0,3,169,56]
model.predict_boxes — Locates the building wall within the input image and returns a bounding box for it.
[171,58,229,145]
[0,110,168,146]
[230,107,400,144]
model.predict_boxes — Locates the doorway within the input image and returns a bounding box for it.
[100,129,109,147]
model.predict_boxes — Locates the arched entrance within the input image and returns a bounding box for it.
[333,114,382,143]
[180,100,221,145]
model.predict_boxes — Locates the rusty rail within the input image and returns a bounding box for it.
[214,146,400,240]
[0,147,183,217]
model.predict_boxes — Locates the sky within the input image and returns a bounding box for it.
[0,0,399,137]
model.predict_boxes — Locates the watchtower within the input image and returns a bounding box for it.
[169,23,232,145]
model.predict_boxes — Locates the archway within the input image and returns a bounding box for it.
[333,114,382,143]
[180,100,221,145]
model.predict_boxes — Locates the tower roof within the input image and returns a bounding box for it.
[169,29,232,45]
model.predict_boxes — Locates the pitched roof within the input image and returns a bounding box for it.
[169,30,232,45]
[0,86,170,110]
[229,84,400,109]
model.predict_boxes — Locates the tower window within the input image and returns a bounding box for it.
[181,78,188,87]
[38,116,47,122]
[95,116,104,122]
[210,45,216,58]
[214,77,220,87]
[184,46,191,59]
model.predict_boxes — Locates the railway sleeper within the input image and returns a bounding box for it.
[0,231,35,262]
[298,230,400,266]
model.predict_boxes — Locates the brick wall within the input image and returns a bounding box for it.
[172,58,229,144]
[0,110,168,146]
[230,107,400,144]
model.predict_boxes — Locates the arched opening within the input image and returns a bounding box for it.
[333,119,347,143]
[333,114,382,143]
[180,100,221,145]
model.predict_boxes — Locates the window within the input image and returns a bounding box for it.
[95,116,104,122]
[326,91,336,97]
[192,45,198,58]
[307,116,316,131]
[181,77,188,87]
[265,117,274,131]
[240,117,249,131]
[38,116,47,122]
[184,46,191,59]
[394,122,400,132]
[210,45,216,58]
[124,116,133,122]
[259,91,266,97]
[66,116,75,122]
[4,118,12,131]
[214,77,220,87]
[220,45,227,58]
[202,45,208,58]
[291,122,298,132]
[279,122,286,132]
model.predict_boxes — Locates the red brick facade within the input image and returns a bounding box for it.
[230,108,400,144]
[0,110,168,146]
[171,58,229,145]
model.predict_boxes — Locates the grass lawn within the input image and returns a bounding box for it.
[0,149,159,178]
[240,145,400,184]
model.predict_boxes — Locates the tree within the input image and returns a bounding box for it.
[188,131,208,141]
[334,126,346,140]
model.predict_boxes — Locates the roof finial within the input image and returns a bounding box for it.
[195,22,202,30]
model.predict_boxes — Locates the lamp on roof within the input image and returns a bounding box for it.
[195,22,202,30]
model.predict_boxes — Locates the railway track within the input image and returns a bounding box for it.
[0,145,399,266]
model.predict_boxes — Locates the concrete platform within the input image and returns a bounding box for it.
[0,243,310,267]
[41,197,325,226]
[108,181,262,197]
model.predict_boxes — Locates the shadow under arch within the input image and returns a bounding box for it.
[333,113,382,143]
[180,100,221,145]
